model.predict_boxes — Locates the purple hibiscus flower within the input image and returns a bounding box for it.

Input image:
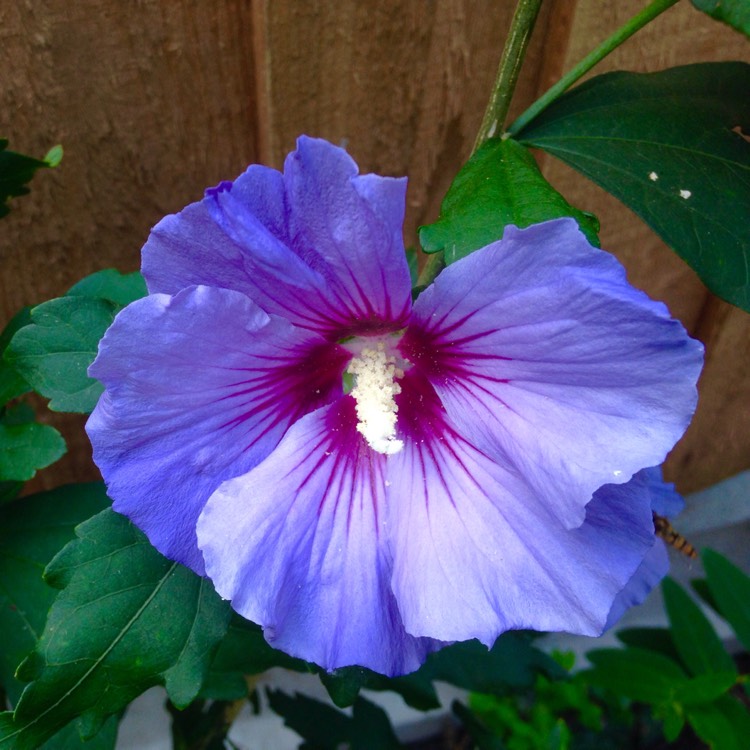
[87,136,703,676]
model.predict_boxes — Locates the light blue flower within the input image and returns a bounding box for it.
[87,137,703,676]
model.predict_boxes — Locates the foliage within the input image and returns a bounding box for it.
[0,509,231,749]
[0,485,111,706]
[583,555,750,750]
[5,270,147,413]
[267,691,402,750]
[419,137,600,265]
[454,557,750,750]
[0,308,32,406]
[465,651,606,750]
[0,404,65,483]
[0,141,61,218]
[690,0,750,36]
[515,63,750,312]
[0,312,65,487]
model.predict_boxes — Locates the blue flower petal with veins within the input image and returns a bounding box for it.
[87,136,704,675]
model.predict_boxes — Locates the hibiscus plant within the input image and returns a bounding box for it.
[1,0,749,748]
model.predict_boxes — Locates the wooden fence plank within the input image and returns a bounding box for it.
[257,0,553,241]
[1,0,259,322]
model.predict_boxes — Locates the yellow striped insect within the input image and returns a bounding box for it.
[653,513,697,559]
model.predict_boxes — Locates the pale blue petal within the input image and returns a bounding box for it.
[403,219,703,529]
[640,465,685,517]
[282,137,412,333]
[605,542,669,630]
[197,398,443,675]
[603,466,684,628]
[87,285,347,574]
[143,136,411,338]
[386,371,655,644]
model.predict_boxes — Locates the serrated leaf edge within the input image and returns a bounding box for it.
[8,561,178,746]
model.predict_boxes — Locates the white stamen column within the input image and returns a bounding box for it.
[346,342,405,455]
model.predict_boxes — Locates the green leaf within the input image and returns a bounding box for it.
[703,549,750,652]
[0,484,110,706]
[424,633,565,695]
[6,298,115,413]
[585,647,688,704]
[0,140,53,218]
[674,672,737,706]
[0,481,23,505]
[5,271,147,413]
[0,308,32,405]
[405,247,419,287]
[452,701,507,750]
[2,402,34,425]
[267,690,402,750]
[319,665,439,712]
[43,146,64,170]
[516,63,750,312]
[200,613,308,700]
[0,509,230,749]
[0,418,66,482]
[66,270,147,308]
[691,578,721,613]
[348,696,403,750]
[39,714,118,750]
[661,706,685,743]
[687,695,750,750]
[419,137,599,265]
[691,0,750,36]
[662,577,736,677]
[0,715,119,750]
[267,690,351,749]
[616,627,680,663]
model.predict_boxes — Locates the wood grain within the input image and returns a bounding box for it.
[256,0,553,242]
[1,0,259,321]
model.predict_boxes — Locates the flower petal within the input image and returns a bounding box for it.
[402,219,703,529]
[281,137,412,333]
[640,465,685,517]
[605,542,669,630]
[387,371,655,644]
[141,167,295,302]
[87,285,348,574]
[603,466,684,628]
[197,398,443,676]
[143,136,412,338]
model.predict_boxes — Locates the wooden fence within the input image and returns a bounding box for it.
[2,0,748,493]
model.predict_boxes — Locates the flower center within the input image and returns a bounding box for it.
[346,341,405,455]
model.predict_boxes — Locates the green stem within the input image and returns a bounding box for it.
[473,0,545,150]
[414,252,445,291]
[508,0,681,135]
[417,0,544,289]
